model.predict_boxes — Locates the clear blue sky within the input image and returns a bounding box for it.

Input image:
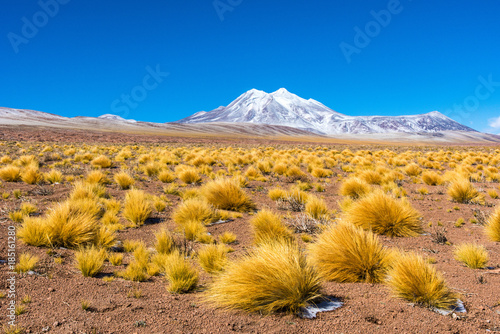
[2,0,500,132]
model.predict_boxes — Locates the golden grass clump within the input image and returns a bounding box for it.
[17,217,48,246]
[250,209,293,245]
[0,166,21,182]
[91,155,113,168]
[177,167,202,184]
[69,181,107,200]
[386,252,458,309]
[201,178,256,212]
[75,246,106,277]
[163,250,199,293]
[122,189,152,227]
[9,211,24,223]
[311,167,332,178]
[344,190,422,237]
[205,241,322,314]
[422,171,443,186]
[404,163,422,177]
[183,220,208,241]
[20,203,37,216]
[21,167,43,184]
[309,222,392,283]
[114,171,135,190]
[485,207,500,241]
[268,188,287,201]
[155,229,176,254]
[340,177,371,200]
[447,178,485,205]
[44,169,63,184]
[305,196,329,220]
[86,170,110,184]
[453,243,489,269]
[173,198,219,226]
[359,170,383,185]
[15,253,39,273]
[219,231,237,244]
[158,170,176,183]
[197,244,228,274]
[44,202,100,248]
[117,261,149,282]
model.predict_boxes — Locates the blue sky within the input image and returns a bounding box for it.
[2,0,500,132]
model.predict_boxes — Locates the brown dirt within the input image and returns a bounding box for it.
[0,126,499,334]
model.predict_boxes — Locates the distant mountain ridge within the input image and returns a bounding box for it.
[175,88,476,135]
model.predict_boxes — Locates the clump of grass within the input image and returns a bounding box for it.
[196,233,215,244]
[91,155,113,168]
[94,226,116,249]
[20,203,37,216]
[386,252,458,309]
[201,178,256,212]
[488,189,499,199]
[305,196,329,220]
[17,217,48,246]
[154,229,175,254]
[454,218,465,228]
[219,231,237,244]
[311,167,332,178]
[197,244,228,274]
[15,253,39,273]
[173,199,219,226]
[123,239,144,252]
[205,241,322,314]
[114,171,135,190]
[344,190,422,237]
[158,170,176,183]
[44,169,63,184]
[163,250,199,293]
[422,171,443,186]
[122,189,152,227]
[86,170,110,184]
[117,261,149,282]
[75,246,106,277]
[404,163,422,177]
[447,178,485,205]
[309,222,392,283]
[485,207,500,241]
[177,167,202,184]
[340,177,371,200]
[250,209,293,245]
[183,220,207,241]
[417,187,429,195]
[0,166,21,182]
[21,167,43,184]
[80,300,91,310]
[9,211,24,223]
[108,252,124,266]
[453,243,489,269]
[268,188,287,201]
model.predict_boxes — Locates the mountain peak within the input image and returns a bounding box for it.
[175,89,476,134]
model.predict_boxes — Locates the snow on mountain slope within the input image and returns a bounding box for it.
[175,89,476,135]
[98,114,137,122]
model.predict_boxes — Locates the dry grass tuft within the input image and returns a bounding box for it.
[453,243,489,269]
[340,177,371,200]
[162,250,199,293]
[75,246,106,277]
[447,178,485,205]
[114,171,135,190]
[21,167,43,184]
[485,207,500,241]
[155,229,176,254]
[309,222,392,283]
[219,231,237,244]
[172,199,219,226]
[386,252,458,309]
[122,189,152,227]
[201,178,256,212]
[91,155,113,168]
[205,241,322,314]
[177,167,202,184]
[17,217,48,246]
[197,244,228,274]
[0,166,21,182]
[15,253,39,273]
[250,209,293,245]
[305,195,329,220]
[422,171,443,186]
[344,190,422,237]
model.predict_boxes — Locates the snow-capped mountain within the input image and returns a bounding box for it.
[175,88,476,135]
[98,114,137,122]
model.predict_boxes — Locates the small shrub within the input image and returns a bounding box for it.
[453,243,489,269]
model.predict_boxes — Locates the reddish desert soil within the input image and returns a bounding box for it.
[0,127,499,334]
